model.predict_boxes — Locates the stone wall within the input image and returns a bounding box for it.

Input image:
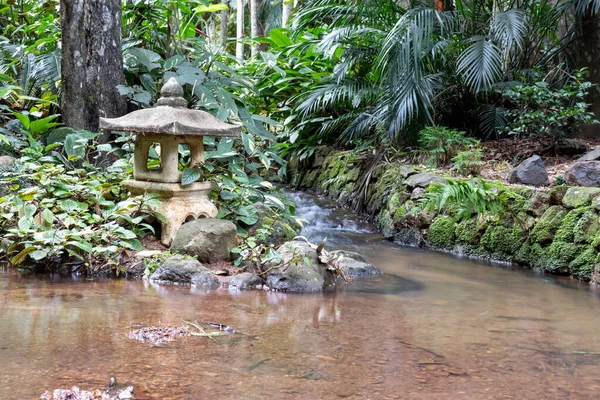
[288,147,600,282]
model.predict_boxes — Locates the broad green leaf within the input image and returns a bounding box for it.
[11,246,37,265]
[181,168,202,185]
[59,199,79,212]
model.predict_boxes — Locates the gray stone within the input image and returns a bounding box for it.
[565,161,600,187]
[577,147,600,162]
[404,172,445,189]
[394,228,422,247]
[150,255,219,288]
[191,271,220,289]
[265,241,332,292]
[330,251,382,278]
[398,165,419,179]
[507,155,549,186]
[229,272,262,290]
[410,187,426,200]
[171,218,237,263]
[528,191,550,217]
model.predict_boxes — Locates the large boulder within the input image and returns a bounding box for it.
[265,241,333,292]
[507,155,549,186]
[404,172,445,189]
[565,161,600,187]
[171,218,237,263]
[329,250,382,278]
[150,255,220,288]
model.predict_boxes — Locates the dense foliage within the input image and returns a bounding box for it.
[1,0,600,272]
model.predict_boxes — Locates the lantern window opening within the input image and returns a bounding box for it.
[147,142,162,172]
[178,143,191,170]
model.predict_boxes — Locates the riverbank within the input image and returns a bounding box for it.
[288,146,600,282]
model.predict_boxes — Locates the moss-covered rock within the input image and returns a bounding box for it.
[568,245,600,278]
[562,187,600,209]
[428,216,456,249]
[546,241,584,273]
[530,206,567,244]
[528,191,550,217]
[573,209,600,244]
[480,223,524,259]
[379,211,396,239]
[301,170,319,189]
[394,227,421,247]
[548,185,569,205]
[555,207,591,243]
[455,218,480,245]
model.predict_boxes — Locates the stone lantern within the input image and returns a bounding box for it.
[100,78,241,246]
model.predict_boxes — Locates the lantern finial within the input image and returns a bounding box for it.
[157,77,187,108]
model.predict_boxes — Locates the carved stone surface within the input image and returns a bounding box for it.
[100,78,241,246]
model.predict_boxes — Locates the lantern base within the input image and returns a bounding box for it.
[123,180,218,247]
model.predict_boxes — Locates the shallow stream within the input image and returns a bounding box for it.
[2,191,600,398]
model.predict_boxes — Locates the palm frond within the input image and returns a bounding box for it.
[491,10,528,50]
[457,36,503,92]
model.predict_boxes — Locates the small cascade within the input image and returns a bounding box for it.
[285,190,379,249]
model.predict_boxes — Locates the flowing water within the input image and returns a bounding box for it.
[2,191,600,399]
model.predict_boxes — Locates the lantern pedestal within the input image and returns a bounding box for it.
[123,180,218,247]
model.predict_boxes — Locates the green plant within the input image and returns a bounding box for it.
[292,0,600,144]
[451,145,484,177]
[502,68,597,143]
[419,178,523,222]
[0,132,161,272]
[418,126,476,167]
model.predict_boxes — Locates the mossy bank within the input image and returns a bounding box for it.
[288,147,600,282]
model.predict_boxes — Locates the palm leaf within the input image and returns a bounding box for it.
[457,36,503,92]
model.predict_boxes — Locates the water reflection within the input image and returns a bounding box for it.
[1,192,600,398]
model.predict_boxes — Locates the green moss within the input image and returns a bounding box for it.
[301,170,319,188]
[480,223,523,259]
[345,167,360,182]
[573,209,600,244]
[379,211,396,239]
[561,187,600,209]
[555,207,591,243]
[530,206,567,244]
[392,200,417,226]
[455,218,480,245]
[428,216,456,249]
[569,245,599,278]
[546,241,584,272]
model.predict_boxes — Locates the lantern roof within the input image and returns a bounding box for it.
[99,78,241,137]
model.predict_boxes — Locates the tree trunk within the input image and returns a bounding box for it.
[220,1,229,48]
[60,0,126,139]
[570,14,600,136]
[236,0,245,59]
[282,1,292,27]
[250,0,259,57]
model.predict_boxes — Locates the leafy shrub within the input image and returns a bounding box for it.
[418,126,476,167]
[0,134,160,272]
[503,68,597,143]
[419,178,523,221]
[451,145,484,177]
